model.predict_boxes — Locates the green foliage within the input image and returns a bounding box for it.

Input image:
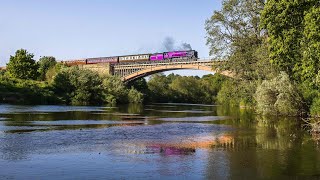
[45,63,65,82]
[146,73,227,104]
[310,98,320,117]
[170,76,204,103]
[260,0,319,116]
[255,72,304,116]
[38,56,57,81]
[53,67,104,105]
[205,0,273,80]
[0,73,58,104]
[127,78,150,101]
[147,73,173,103]
[261,0,319,82]
[6,49,39,80]
[301,5,320,87]
[0,69,5,76]
[200,74,227,103]
[102,75,128,104]
[217,80,256,107]
[127,87,144,103]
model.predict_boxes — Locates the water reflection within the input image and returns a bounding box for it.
[0,104,319,179]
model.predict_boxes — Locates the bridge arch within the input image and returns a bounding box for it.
[119,62,232,83]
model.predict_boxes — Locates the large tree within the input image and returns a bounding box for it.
[205,0,272,80]
[261,0,319,82]
[6,49,39,80]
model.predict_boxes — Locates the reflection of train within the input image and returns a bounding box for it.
[63,50,198,66]
[146,145,196,156]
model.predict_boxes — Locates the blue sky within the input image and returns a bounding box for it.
[0,0,222,76]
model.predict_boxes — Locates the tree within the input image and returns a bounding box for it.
[127,87,144,103]
[205,0,270,80]
[6,49,39,80]
[301,4,320,87]
[200,74,227,103]
[169,76,204,103]
[102,75,128,104]
[38,56,57,81]
[147,73,173,102]
[53,67,104,105]
[261,0,317,80]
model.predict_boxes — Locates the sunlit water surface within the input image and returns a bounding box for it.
[0,104,319,179]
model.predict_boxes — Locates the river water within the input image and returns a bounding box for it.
[0,104,319,179]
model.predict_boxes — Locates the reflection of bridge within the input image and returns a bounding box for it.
[80,58,232,82]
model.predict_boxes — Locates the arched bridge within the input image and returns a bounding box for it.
[78,58,232,82]
[113,59,231,82]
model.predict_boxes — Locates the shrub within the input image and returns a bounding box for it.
[255,72,304,116]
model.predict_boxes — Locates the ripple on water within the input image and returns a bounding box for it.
[156,110,212,114]
[0,105,110,114]
[156,116,230,122]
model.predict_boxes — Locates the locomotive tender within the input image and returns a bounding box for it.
[63,50,198,66]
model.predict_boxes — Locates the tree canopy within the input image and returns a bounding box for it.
[205,0,273,80]
[6,49,39,80]
[38,56,57,80]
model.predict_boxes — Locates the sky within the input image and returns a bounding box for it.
[0,0,222,76]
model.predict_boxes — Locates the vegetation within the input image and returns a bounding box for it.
[6,49,39,80]
[255,72,304,116]
[0,73,58,104]
[38,56,57,81]
[204,0,320,118]
[144,73,227,104]
[0,0,319,122]
[1,54,144,105]
[53,67,104,105]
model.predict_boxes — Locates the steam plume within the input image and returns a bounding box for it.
[162,37,192,51]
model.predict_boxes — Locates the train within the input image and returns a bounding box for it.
[63,50,198,66]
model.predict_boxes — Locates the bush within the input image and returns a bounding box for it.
[127,87,144,103]
[53,67,104,105]
[255,72,304,116]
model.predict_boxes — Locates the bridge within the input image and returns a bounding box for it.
[78,58,232,82]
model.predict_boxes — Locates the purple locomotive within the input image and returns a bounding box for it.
[63,50,198,66]
[150,50,198,61]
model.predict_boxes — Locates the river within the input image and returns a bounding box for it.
[0,104,319,179]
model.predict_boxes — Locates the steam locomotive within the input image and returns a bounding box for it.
[63,50,198,65]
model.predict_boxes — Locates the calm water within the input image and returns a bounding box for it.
[0,104,319,179]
